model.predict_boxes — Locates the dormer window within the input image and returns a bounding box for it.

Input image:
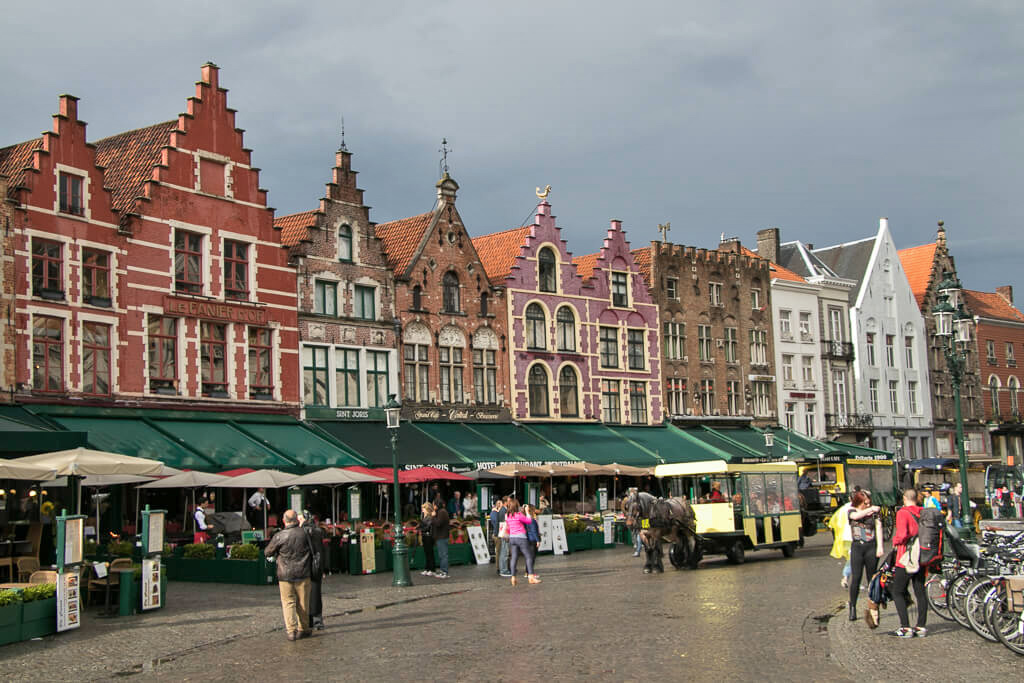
[59,172,84,215]
[538,247,557,293]
[611,272,629,307]
[338,225,353,261]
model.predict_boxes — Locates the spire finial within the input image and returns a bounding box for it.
[937,220,946,247]
[658,222,671,242]
[439,138,451,176]
[339,117,348,152]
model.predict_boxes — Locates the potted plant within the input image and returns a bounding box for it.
[108,540,134,558]
[19,583,57,639]
[0,589,22,646]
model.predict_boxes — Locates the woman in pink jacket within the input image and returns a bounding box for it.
[505,499,541,586]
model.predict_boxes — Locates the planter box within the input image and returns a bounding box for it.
[20,597,57,639]
[447,543,473,566]
[0,602,23,646]
[164,557,272,585]
[566,533,590,553]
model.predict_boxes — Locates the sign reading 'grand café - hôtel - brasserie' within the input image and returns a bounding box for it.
[163,295,268,324]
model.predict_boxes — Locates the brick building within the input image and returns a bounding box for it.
[898,223,988,462]
[964,287,1024,465]
[276,144,399,415]
[633,237,776,426]
[374,174,510,420]
[0,176,14,403]
[474,199,662,424]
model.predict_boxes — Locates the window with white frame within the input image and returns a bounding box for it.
[666,277,678,300]
[556,307,576,352]
[629,381,648,423]
[664,321,685,360]
[907,380,919,415]
[473,348,497,405]
[709,282,723,307]
[751,287,761,310]
[338,225,353,261]
[335,348,360,407]
[750,329,768,365]
[32,316,64,393]
[724,327,738,363]
[801,355,814,386]
[1009,377,1020,415]
[601,379,621,423]
[866,332,876,365]
[831,370,847,415]
[403,344,429,401]
[799,311,812,339]
[784,402,796,430]
[782,354,794,383]
[611,272,629,307]
[885,335,895,367]
[303,346,329,406]
[869,379,879,413]
[752,381,771,416]
[804,405,816,437]
[666,378,687,416]
[987,340,997,365]
[779,310,792,338]
[1007,343,1016,367]
[366,351,389,408]
[698,325,713,361]
[314,280,337,316]
[726,380,741,415]
[904,336,914,369]
[558,366,579,417]
[440,346,464,403]
[700,379,715,414]
[526,303,547,350]
[888,380,900,414]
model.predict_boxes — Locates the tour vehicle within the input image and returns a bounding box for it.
[654,460,803,564]
[795,448,899,537]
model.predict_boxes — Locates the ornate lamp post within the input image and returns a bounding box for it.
[385,394,412,587]
[932,271,975,535]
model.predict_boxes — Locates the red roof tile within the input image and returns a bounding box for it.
[963,289,1024,323]
[897,243,937,306]
[739,246,804,283]
[373,211,435,274]
[0,137,44,197]
[573,252,600,282]
[275,210,320,247]
[94,121,178,214]
[631,247,653,285]
[472,226,531,285]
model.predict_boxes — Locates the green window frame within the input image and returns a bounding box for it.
[303,346,330,406]
[354,285,375,320]
[336,348,360,407]
[314,280,337,316]
[366,350,389,408]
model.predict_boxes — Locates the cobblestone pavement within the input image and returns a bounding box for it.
[2,534,1019,681]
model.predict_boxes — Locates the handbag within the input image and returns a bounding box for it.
[305,528,323,581]
[899,538,921,574]
[498,521,510,539]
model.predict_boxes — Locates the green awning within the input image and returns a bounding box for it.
[410,423,570,465]
[235,422,366,468]
[522,424,661,466]
[463,423,577,464]
[150,419,297,470]
[312,421,470,467]
[607,425,728,465]
[51,416,218,470]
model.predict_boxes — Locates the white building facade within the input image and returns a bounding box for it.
[771,276,826,438]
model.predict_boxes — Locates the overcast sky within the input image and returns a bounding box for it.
[4,1,1021,296]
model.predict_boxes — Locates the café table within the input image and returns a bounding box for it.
[0,582,33,590]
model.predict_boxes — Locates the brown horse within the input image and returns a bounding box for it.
[624,491,700,573]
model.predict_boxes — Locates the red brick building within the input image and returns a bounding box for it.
[276,144,399,414]
[374,174,510,419]
[0,64,299,412]
[966,287,1024,465]
[0,176,13,402]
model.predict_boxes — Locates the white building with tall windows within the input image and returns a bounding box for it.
[807,219,933,459]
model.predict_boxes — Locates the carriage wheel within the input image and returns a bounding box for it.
[687,538,703,569]
[781,542,796,558]
[726,540,745,565]
[668,543,685,569]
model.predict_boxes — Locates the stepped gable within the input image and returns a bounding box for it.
[373,211,435,273]
[963,290,1024,323]
[275,209,321,247]
[93,120,178,214]
[897,242,938,306]
[471,225,531,285]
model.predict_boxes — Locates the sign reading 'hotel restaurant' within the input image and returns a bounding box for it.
[163,295,268,324]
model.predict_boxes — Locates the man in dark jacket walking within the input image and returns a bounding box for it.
[265,509,312,640]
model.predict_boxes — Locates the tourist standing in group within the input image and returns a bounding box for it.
[463,492,477,519]
[489,498,510,577]
[432,499,451,578]
[264,509,312,641]
[846,491,883,621]
[524,504,541,578]
[420,502,438,577]
[828,496,853,588]
[505,499,540,585]
[300,511,325,631]
[891,488,928,638]
[947,482,964,528]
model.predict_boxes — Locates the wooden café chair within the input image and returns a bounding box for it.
[88,558,131,606]
[28,570,58,585]
[17,558,40,582]
[0,541,13,582]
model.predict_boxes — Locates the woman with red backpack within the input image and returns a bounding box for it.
[891,488,928,638]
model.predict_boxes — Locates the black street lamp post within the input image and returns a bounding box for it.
[385,394,412,587]
[932,271,975,535]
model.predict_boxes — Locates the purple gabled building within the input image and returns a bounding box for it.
[474,199,662,425]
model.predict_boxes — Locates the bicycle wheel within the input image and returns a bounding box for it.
[984,585,1024,655]
[965,580,997,641]
[926,573,953,621]
[948,574,976,630]
[879,506,895,541]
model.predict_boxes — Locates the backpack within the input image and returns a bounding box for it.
[915,507,945,568]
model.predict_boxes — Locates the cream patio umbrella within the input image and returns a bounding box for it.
[138,471,234,535]
[0,459,57,481]
[285,468,388,525]
[216,469,298,536]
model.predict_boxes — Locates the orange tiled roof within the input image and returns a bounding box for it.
[0,137,44,197]
[631,247,652,285]
[897,243,937,306]
[739,246,804,283]
[573,251,600,282]
[472,226,530,285]
[963,289,1024,323]
[94,121,178,214]
[275,210,320,247]
[374,211,435,274]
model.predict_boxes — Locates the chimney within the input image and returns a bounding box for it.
[756,228,779,264]
[879,217,889,233]
[997,286,1014,306]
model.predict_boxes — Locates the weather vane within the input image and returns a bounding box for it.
[440,138,451,175]
[339,117,347,152]
[658,222,671,242]
[536,185,551,200]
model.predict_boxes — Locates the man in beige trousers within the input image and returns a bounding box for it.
[264,509,312,640]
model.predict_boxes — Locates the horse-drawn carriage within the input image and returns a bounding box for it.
[795,450,899,539]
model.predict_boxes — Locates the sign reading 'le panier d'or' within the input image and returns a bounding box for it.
[163,296,267,324]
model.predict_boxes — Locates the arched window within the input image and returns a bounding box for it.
[990,375,1001,417]
[526,303,546,350]
[480,291,489,317]
[538,247,557,293]
[443,271,460,313]
[1010,377,1020,415]
[411,285,423,311]
[559,366,579,417]
[529,364,549,417]
[338,225,353,261]
[556,306,576,352]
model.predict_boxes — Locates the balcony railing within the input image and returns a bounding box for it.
[822,340,855,361]
[825,412,874,431]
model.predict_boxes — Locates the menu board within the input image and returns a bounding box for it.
[64,518,84,565]
[603,516,614,545]
[538,515,553,552]
[466,525,490,564]
[359,528,376,574]
[57,571,81,632]
[142,559,161,610]
[551,518,568,555]
[146,511,165,554]
[289,491,303,513]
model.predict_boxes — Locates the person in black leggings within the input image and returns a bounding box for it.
[891,488,928,637]
[847,490,883,620]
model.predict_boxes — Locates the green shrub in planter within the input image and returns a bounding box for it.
[228,543,260,560]
[108,540,134,557]
[20,584,56,602]
[182,543,215,559]
[0,593,22,646]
